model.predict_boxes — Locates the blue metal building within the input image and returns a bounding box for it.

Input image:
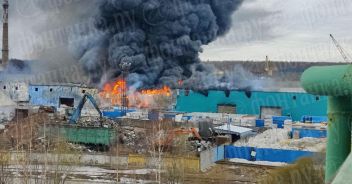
[29,84,98,109]
[175,90,327,121]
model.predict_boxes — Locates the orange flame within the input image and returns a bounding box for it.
[100,79,172,108]
[141,86,171,97]
[100,79,127,105]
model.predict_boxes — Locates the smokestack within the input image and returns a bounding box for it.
[1,0,8,68]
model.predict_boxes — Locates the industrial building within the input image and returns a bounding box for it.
[176,90,327,121]
[0,81,29,102]
[0,0,349,183]
[29,83,98,109]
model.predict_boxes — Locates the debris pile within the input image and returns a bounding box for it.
[119,126,147,154]
[234,128,326,152]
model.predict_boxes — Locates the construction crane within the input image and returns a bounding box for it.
[69,93,102,124]
[330,34,351,63]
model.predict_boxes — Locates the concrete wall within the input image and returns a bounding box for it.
[200,146,225,172]
[9,152,129,167]
[127,154,200,172]
[0,91,16,122]
[0,106,15,122]
[176,90,327,121]
[29,84,99,109]
[7,152,199,172]
[0,81,29,102]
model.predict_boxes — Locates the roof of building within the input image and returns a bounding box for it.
[29,83,96,89]
[214,125,253,136]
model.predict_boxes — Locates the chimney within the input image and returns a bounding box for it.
[1,0,8,68]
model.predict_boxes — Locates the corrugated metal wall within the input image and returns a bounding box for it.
[29,85,98,109]
[175,90,327,121]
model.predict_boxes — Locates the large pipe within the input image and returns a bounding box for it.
[326,96,351,183]
[301,64,352,183]
[301,65,352,96]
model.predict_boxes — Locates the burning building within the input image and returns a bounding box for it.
[99,79,173,109]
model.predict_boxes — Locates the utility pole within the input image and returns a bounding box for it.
[1,0,8,67]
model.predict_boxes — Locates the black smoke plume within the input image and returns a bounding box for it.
[75,0,244,90]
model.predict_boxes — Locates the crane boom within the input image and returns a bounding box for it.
[330,34,350,63]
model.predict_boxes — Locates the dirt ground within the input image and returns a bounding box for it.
[183,163,272,184]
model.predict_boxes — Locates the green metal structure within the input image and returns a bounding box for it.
[43,125,117,146]
[60,126,116,145]
[332,153,352,184]
[301,65,352,183]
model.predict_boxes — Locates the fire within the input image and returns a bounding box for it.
[100,79,127,105]
[102,79,126,95]
[141,86,171,97]
[100,79,172,108]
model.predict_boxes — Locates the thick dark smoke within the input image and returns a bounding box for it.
[76,0,244,89]
[0,59,31,73]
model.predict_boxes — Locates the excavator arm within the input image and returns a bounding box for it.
[69,93,102,124]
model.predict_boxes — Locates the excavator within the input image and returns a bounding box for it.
[156,127,202,150]
[69,93,103,125]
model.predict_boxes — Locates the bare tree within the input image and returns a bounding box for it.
[0,151,12,184]
[49,138,82,184]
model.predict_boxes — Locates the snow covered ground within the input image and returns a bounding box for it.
[229,158,287,167]
[6,165,157,184]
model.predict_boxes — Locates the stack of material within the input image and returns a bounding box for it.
[183,112,258,126]
[214,125,253,137]
[0,91,16,123]
[234,128,326,152]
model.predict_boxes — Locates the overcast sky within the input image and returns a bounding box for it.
[200,0,352,62]
[4,0,352,63]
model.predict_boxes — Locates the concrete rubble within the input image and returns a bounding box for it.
[119,126,147,154]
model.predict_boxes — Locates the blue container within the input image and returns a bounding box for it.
[103,108,136,119]
[292,128,327,138]
[148,111,160,121]
[272,116,291,129]
[275,121,285,128]
[272,116,291,121]
[164,114,176,120]
[301,116,328,123]
[256,119,265,127]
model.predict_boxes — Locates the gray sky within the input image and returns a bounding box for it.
[200,0,352,62]
[4,0,352,63]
